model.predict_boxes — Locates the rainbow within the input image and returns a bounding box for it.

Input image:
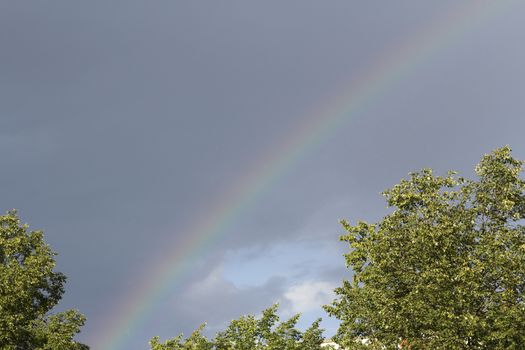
[93,1,513,349]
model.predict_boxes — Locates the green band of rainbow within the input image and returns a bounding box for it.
[93,1,513,349]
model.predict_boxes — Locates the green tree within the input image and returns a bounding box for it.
[150,304,326,350]
[0,211,88,349]
[150,324,213,350]
[325,146,525,349]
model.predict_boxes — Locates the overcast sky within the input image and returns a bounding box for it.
[2,1,525,349]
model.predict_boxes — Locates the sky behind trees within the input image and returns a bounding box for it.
[1,1,525,349]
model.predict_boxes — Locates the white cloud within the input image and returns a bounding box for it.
[185,264,236,299]
[283,281,336,314]
[223,237,345,289]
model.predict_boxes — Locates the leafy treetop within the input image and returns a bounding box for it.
[0,211,88,350]
[325,146,525,349]
[150,304,328,350]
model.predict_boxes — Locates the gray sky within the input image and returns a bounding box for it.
[1,1,525,349]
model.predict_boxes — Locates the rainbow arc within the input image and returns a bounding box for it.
[93,2,514,349]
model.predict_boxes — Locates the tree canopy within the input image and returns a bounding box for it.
[149,304,328,350]
[0,211,88,349]
[325,146,525,349]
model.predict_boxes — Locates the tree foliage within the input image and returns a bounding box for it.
[0,211,88,349]
[150,304,326,350]
[325,146,525,349]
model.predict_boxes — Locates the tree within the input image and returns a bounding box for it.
[150,304,327,350]
[325,146,525,349]
[0,210,88,349]
[150,324,213,350]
